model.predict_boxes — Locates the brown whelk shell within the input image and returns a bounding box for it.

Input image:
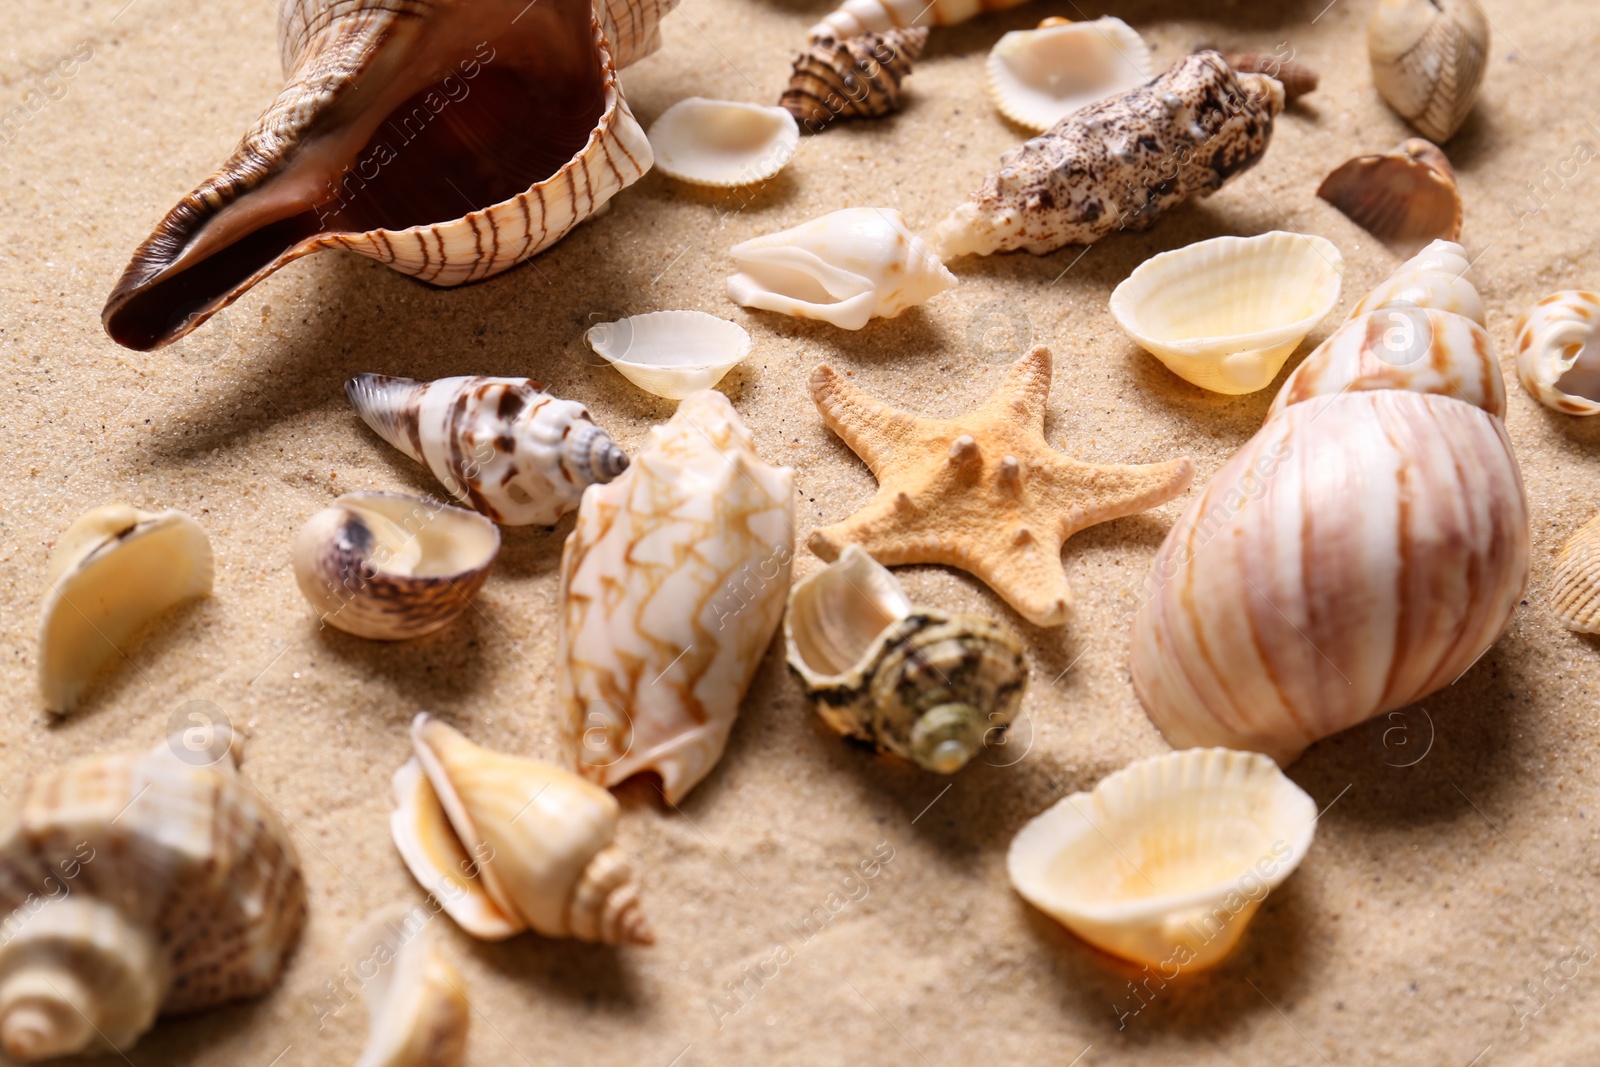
[781,27,928,132]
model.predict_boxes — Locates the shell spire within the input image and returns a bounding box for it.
[345,374,629,526]
[781,28,928,132]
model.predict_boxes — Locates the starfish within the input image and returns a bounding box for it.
[807,346,1194,627]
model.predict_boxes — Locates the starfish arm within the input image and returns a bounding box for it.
[1048,456,1196,534]
[807,489,927,564]
[968,539,1076,628]
[809,364,926,475]
[975,345,1054,431]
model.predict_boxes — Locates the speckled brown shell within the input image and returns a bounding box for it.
[1552,513,1600,632]
[781,27,927,131]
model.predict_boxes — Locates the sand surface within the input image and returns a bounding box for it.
[4,0,1600,1063]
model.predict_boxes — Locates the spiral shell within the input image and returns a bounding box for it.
[1368,0,1488,143]
[1513,290,1600,416]
[785,545,1027,774]
[346,374,628,525]
[807,0,1027,43]
[781,28,927,131]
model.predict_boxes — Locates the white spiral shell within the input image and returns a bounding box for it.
[1513,290,1600,416]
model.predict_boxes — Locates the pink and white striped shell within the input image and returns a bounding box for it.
[1131,241,1530,763]
[559,391,795,803]
[1513,290,1600,416]
[346,374,629,525]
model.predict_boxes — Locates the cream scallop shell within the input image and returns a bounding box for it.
[986,17,1153,134]
[1109,231,1344,394]
[347,905,469,1067]
[647,98,800,187]
[1513,290,1600,416]
[37,505,213,714]
[1007,748,1316,971]
[585,311,753,399]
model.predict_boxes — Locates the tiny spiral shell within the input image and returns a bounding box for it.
[781,28,927,131]
[1552,513,1600,632]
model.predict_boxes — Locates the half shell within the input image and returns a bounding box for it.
[348,905,469,1067]
[1317,138,1462,250]
[293,492,500,640]
[647,98,799,187]
[781,28,928,132]
[585,311,753,399]
[1109,231,1344,394]
[37,505,213,714]
[986,17,1153,134]
[785,545,1028,773]
[1007,748,1316,970]
[1368,0,1488,143]
[1513,290,1600,416]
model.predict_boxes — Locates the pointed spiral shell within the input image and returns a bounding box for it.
[781,28,927,131]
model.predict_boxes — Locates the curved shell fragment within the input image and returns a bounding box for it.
[586,311,753,400]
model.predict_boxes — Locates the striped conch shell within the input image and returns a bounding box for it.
[560,390,795,803]
[780,27,928,132]
[1512,290,1600,416]
[346,374,629,525]
[0,727,306,1061]
[808,0,1028,42]
[1131,241,1530,764]
[101,0,678,351]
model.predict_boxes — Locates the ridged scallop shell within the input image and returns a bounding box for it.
[101,0,676,351]
[727,207,956,330]
[0,728,306,1061]
[1109,231,1344,394]
[585,311,752,399]
[807,0,1029,42]
[1552,513,1600,632]
[37,505,213,714]
[346,374,629,525]
[986,17,1153,134]
[560,391,795,802]
[647,98,799,187]
[781,27,927,131]
[1513,290,1600,416]
[1223,52,1319,102]
[1368,0,1488,143]
[293,491,500,641]
[785,545,1027,773]
[347,905,469,1067]
[1007,748,1316,970]
[391,715,654,946]
[1318,138,1462,249]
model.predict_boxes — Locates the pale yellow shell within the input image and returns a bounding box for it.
[1368,0,1488,142]
[1552,513,1600,632]
[347,905,469,1067]
[1513,290,1600,416]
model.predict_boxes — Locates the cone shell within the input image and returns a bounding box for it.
[37,505,213,714]
[0,731,306,1061]
[1317,138,1462,248]
[647,98,799,187]
[785,545,1028,774]
[1224,52,1319,102]
[391,715,654,946]
[985,17,1153,134]
[1108,231,1344,394]
[1007,749,1316,970]
[347,905,469,1067]
[807,0,1029,42]
[1368,0,1488,143]
[781,28,927,131]
[346,374,630,525]
[585,311,753,399]
[728,207,956,330]
[559,391,796,803]
[1513,290,1600,416]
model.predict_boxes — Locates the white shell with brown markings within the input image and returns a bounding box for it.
[1513,290,1600,416]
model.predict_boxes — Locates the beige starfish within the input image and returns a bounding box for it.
[807,346,1194,627]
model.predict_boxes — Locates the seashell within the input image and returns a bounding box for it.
[1108,231,1344,395]
[1513,290,1600,416]
[346,374,629,525]
[781,27,928,132]
[1223,52,1320,102]
[727,207,956,330]
[1131,240,1530,764]
[1368,0,1488,143]
[293,491,500,641]
[38,505,213,714]
[985,17,1154,134]
[391,714,654,945]
[585,310,753,400]
[933,52,1285,259]
[101,0,679,351]
[1317,138,1462,249]
[807,0,1029,42]
[0,728,306,1061]
[560,391,795,802]
[347,905,468,1067]
[1007,748,1316,970]
[1552,513,1600,632]
[785,545,1028,773]
[646,98,799,187]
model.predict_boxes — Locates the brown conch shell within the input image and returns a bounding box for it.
[781,28,928,132]
[1317,137,1462,249]
[102,0,677,351]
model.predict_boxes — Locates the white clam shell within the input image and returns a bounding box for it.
[986,17,1153,134]
[585,311,753,399]
[647,98,799,187]
[37,505,214,714]
[1513,290,1600,416]
[727,207,957,330]
[1008,748,1316,971]
[347,905,468,1067]
[1109,231,1344,394]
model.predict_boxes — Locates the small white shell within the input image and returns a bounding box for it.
[727,207,957,330]
[986,17,1153,133]
[1109,231,1344,394]
[647,98,799,187]
[38,505,214,714]
[1007,748,1316,971]
[1513,290,1600,416]
[347,905,468,1067]
[585,311,753,400]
